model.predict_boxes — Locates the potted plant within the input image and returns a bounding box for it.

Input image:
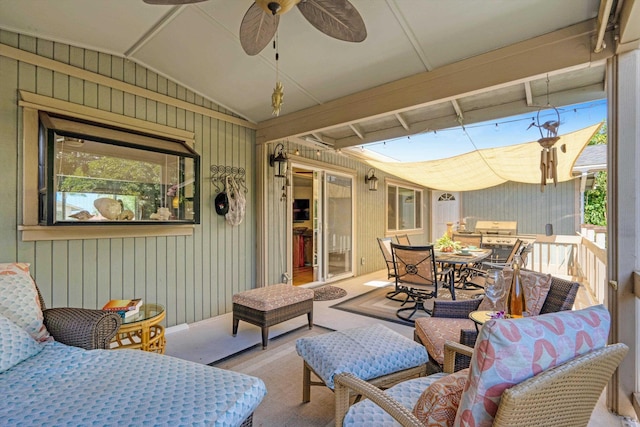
[435,233,461,252]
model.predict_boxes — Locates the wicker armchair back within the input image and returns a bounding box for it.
[35,282,121,350]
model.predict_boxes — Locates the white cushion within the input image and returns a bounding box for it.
[0,263,52,342]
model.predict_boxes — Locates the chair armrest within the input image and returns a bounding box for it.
[431,298,483,318]
[443,340,474,374]
[43,308,122,350]
[334,372,424,427]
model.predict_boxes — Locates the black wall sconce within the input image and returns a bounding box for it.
[364,168,378,191]
[269,143,288,178]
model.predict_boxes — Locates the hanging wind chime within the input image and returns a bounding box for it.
[271,32,284,116]
[527,76,561,192]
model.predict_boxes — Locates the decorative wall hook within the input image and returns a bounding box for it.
[209,165,247,193]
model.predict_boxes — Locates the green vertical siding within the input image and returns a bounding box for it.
[462,181,579,235]
[0,30,256,327]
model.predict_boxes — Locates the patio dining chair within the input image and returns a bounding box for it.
[461,238,523,289]
[391,243,454,322]
[395,234,411,245]
[378,237,412,303]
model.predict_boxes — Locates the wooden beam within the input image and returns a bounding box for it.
[616,0,640,53]
[333,82,606,148]
[256,19,613,144]
[348,124,365,139]
[394,113,410,131]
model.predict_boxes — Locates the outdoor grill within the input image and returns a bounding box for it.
[473,220,522,263]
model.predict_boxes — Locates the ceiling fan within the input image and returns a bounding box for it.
[143,0,367,55]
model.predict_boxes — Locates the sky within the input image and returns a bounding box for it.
[364,100,607,162]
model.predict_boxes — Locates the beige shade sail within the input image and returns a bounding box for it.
[366,123,603,192]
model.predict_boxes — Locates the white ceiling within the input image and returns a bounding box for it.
[1,0,638,149]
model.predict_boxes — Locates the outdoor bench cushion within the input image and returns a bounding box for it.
[296,323,428,389]
[1,341,266,427]
[233,283,313,311]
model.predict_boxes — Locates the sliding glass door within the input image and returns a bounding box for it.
[324,172,353,280]
[290,165,354,285]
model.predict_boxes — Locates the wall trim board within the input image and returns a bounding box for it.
[18,225,195,241]
[1,42,256,130]
[19,91,195,144]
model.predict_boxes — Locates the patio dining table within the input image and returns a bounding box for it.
[434,248,492,286]
[434,248,492,265]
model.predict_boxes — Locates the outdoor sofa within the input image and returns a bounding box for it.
[0,262,266,427]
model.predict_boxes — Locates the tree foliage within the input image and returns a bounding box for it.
[583,124,607,226]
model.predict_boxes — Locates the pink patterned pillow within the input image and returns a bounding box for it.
[454,305,610,427]
[413,368,468,426]
[0,263,52,342]
[477,269,552,315]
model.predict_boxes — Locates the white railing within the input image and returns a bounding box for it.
[524,233,607,304]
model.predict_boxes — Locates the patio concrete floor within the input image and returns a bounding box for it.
[165,269,633,426]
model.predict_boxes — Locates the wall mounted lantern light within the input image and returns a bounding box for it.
[364,168,378,191]
[269,143,288,178]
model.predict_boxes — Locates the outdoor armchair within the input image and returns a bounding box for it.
[336,305,627,427]
[414,271,580,372]
[36,282,122,350]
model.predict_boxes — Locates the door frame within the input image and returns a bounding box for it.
[287,160,355,286]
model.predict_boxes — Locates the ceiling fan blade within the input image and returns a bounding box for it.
[297,0,367,43]
[240,3,280,56]
[143,0,207,4]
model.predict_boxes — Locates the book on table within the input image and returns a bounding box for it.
[102,298,143,312]
[121,306,141,319]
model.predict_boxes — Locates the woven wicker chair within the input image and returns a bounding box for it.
[414,273,580,372]
[36,285,122,350]
[335,340,628,427]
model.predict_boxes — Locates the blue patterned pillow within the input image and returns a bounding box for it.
[0,313,44,373]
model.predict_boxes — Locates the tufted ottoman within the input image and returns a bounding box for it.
[232,283,314,349]
[295,323,428,402]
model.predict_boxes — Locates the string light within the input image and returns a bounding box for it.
[357,99,605,152]
[316,149,320,156]
[295,148,300,155]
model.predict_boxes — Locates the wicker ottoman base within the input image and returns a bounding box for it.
[232,293,313,349]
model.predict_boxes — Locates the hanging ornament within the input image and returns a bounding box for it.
[272,82,284,116]
[271,32,284,116]
[527,76,561,192]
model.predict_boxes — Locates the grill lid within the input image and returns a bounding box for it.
[474,220,517,235]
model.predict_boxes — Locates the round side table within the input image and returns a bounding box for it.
[469,310,496,332]
[111,303,166,354]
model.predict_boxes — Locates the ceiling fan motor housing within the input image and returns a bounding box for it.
[256,0,300,16]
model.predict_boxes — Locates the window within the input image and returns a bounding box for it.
[38,113,200,225]
[387,183,422,231]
